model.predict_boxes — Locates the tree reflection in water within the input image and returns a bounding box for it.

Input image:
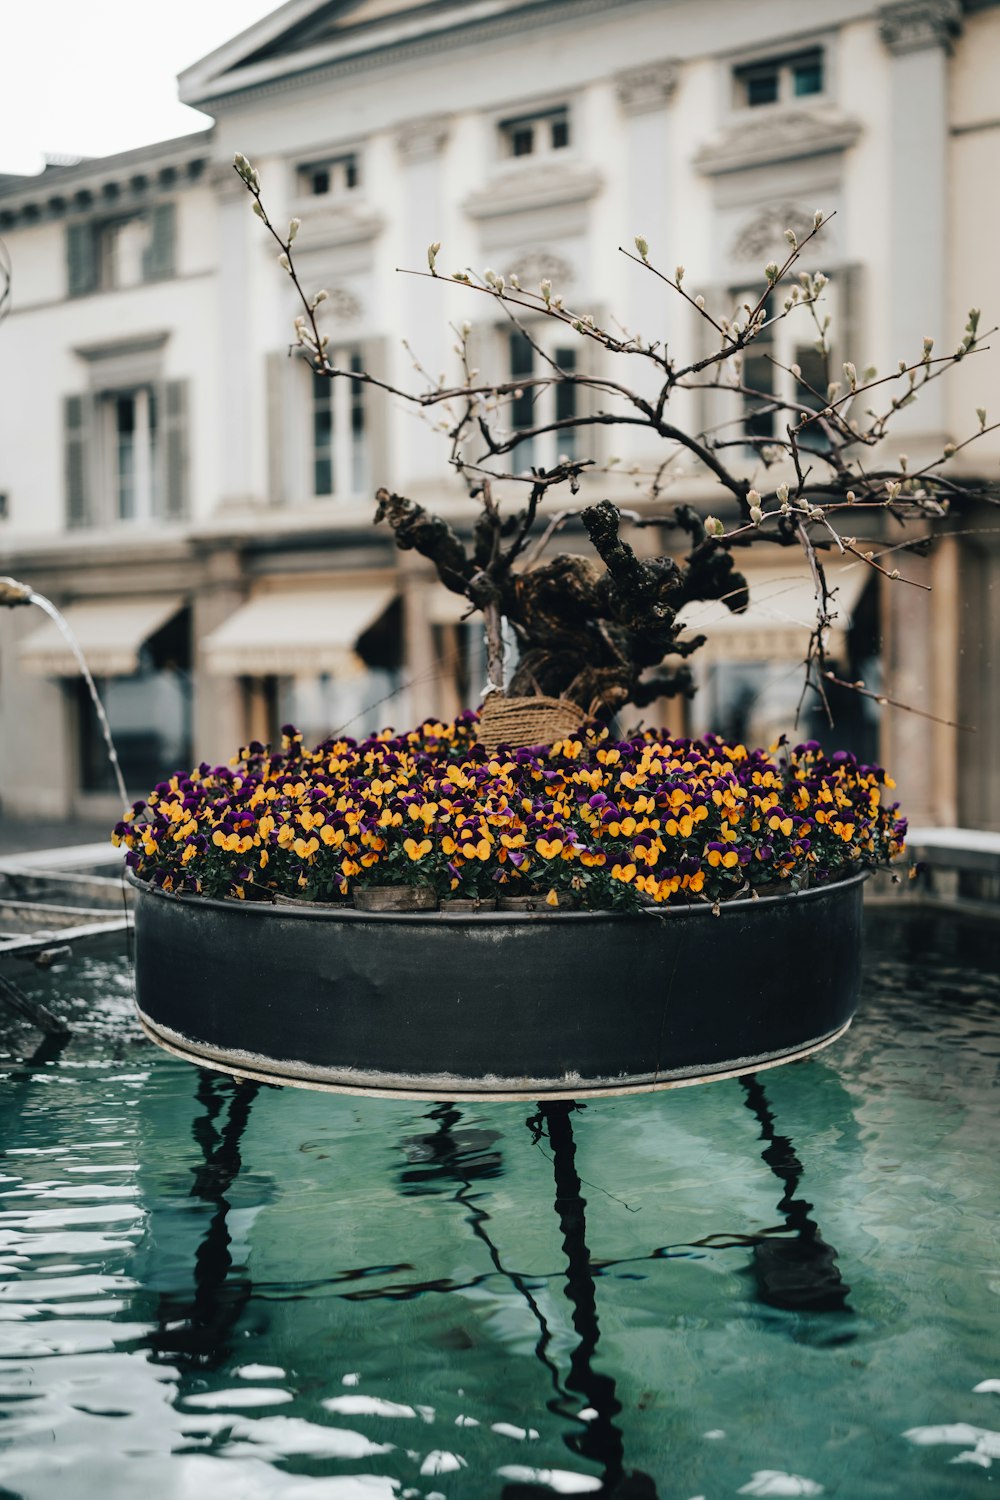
[147,1069,261,1372]
[738,1074,852,1316]
[137,1071,851,1493]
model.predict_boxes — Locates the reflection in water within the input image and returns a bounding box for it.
[7,1027,73,1076]
[366,1076,854,1495]
[146,1069,261,1371]
[3,911,998,1498]
[399,1102,566,1397]
[395,1099,661,1494]
[399,1100,503,1193]
[739,1075,852,1316]
[0,1029,73,1147]
[523,1102,660,1500]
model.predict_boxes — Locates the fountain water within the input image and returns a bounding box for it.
[0,576,129,814]
[0,575,133,1037]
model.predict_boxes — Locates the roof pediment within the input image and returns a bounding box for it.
[178,0,589,110]
[240,0,451,63]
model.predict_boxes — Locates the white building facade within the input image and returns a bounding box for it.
[0,0,998,828]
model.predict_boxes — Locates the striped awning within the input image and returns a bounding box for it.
[18,595,185,677]
[201,586,396,677]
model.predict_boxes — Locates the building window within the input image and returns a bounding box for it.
[507,329,578,472]
[733,49,824,109]
[312,352,367,498]
[736,286,835,450]
[67,202,175,297]
[63,378,189,527]
[103,217,152,288]
[299,153,360,197]
[106,388,158,521]
[499,106,570,159]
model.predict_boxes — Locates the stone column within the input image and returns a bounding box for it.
[399,554,440,724]
[213,163,260,508]
[614,62,678,423]
[395,115,451,490]
[957,527,1000,831]
[878,0,962,444]
[879,531,959,828]
[929,532,959,825]
[191,547,247,764]
[880,554,934,826]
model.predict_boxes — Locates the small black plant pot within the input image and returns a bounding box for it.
[129,869,867,1100]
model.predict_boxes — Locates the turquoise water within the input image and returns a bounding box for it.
[0,912,997,1499]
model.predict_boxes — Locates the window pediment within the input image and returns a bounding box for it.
[463,161,602,222]
[74,332,170,391]
[730,203,821,262]
[288,201,384,252]
[502,248,576,293]
[695,109,862,177]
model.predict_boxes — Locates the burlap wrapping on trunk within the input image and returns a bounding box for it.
[476,694,586,752]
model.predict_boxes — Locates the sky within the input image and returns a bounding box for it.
[0,1,282,177]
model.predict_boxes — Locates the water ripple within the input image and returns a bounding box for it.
[0,913,995,1498]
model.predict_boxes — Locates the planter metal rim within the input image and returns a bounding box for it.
[126,865,870,923]
[135,1009,854,1102]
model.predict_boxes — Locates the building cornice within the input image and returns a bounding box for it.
[878,0,964,54]
[0,131,213,229]
[0,269,215,319]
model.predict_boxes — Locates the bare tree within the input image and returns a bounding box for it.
[234,153,995,727]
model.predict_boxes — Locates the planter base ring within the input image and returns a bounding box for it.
[129,868,867,1099]
[137,1008,853,1102]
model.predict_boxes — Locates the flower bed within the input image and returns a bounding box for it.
[114,711,906,910]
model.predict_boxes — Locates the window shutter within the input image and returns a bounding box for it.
[463,322,495,390]
[266,351,288,505]
[360,337,389,495]
[161,379,189,519]
[569,320,606,467]
[66,222,98,298]
[837,264,864,374]
[266,349,312,505]
[461,321,508,460]
[142,202,175,282]
[691,285,735,444]
[64,394,94,526]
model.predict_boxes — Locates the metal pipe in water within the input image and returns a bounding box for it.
[0,577,130,814]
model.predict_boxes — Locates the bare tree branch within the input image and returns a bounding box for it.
[234,155,992,728]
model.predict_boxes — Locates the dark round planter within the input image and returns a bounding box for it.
[129,869,867,1100]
